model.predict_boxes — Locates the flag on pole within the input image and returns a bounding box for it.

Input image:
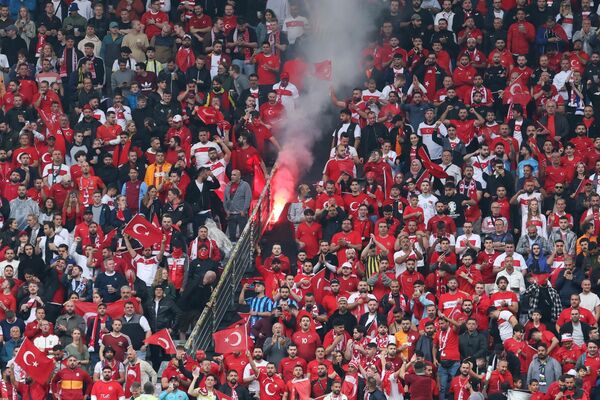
[144,329,177,354]
[123,214,163,248]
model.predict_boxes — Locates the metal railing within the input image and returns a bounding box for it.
[185,166,276,353]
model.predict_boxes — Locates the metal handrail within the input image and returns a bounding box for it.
[185,166,276,353]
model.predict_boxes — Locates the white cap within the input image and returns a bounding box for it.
[172,115,183,122]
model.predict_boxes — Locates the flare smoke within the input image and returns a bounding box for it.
[270,0,378,221]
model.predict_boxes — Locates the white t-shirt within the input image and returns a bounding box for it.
[418,193,438,225]
[190,141,221,168]
[580,292,600,316]
[282,15,309,44]
[42,164,70,186]
[243,360,268,395]
[498,310,514,341]
[272,81,299,111]
[94,360,125,375]
[332,122,361,143]
[134,254,160,287]
[493,252,528,272]
[455,234,481,255]
[417,121,447,160]
[329,145,358,159]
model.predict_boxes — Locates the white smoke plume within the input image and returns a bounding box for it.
[270,0,379,221]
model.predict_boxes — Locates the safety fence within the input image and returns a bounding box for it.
[185,166,276,353]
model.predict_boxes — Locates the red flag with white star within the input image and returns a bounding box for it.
[14,339,54,384]
[123,214,162,248]
[213,325,248,354]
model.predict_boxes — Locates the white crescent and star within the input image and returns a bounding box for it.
[158,337,170,350]
[265,382,276,396]
[225,332,242,347]
[23,351,37,367]
[132,223,150,236]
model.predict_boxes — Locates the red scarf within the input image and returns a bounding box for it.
[234,28,251,60]
[35,34,46,58]
[89,314,107,348]
[268,31,281,55]
[60,47,79,78]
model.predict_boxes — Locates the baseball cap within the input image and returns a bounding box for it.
[280,72,290,80]
[411,14,421,20]
[5,25,16,31]
[109,21,119,29]
[172,115,183,122]
[313,180,324,187]
[68,3,79,11]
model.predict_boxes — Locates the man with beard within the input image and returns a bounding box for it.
[363,150,394,196]
[9,185,39,230]
[455,254,482,296]
[417,108,447,162]
[510,179,542,222]
[231,132,267,187]
[527,344,562,391]
[315,181,345,218]
[123,347,157,398]
[218,370,252,400]
[449,361,480,400]
[433,311,463,400]
[243,349,274,399]
[438,182,470,230]
[77,161,107,207]
[358,112,388,162]
[92,365,126,398]
[330,219,362,265]
[52,355,93,399]
[310,363,334,398]
[37,222,68,265]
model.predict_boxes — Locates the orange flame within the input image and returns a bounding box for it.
[268,163,297,225]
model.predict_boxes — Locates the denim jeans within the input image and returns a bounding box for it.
[227,214,248,241]
[438,360,460,400]
[232,59,256,75]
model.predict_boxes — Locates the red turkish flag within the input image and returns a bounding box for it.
[100,229,117,249]
[289,378,311,400]
[123,214,163,248]
[144,328,177,354]
[213,325,248,354]
[195,106,224,125]
[313,60,332,81]
[417,147,449,179]
[14,339,54,384]
[215,390,232,400]
[310,268,329,304]
[73,298,143,321]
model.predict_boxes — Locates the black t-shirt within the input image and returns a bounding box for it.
[439,193,469,227]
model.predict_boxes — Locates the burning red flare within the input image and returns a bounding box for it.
[268,163,297,225]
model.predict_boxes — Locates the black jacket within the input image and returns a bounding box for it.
[459,331,488,360]
[186,66,212,93]
[560,321,591,343]
[145,296,182,332]
[86,204,112,228]
[218,384,252,400]
[184,177,221,214]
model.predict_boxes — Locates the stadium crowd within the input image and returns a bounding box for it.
[2,0,600,399]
